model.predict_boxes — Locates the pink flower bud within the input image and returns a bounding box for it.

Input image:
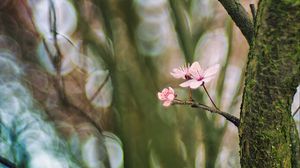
[157,87,176,107]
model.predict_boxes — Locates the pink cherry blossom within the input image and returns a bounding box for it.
[180,62,220,89]
[170,64,191,79]
[157,87,176,107]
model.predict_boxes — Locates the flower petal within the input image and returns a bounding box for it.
[170,69,185,79]
[190,62,202,72]
[168,87,174,94]
[204,64,220,78]
[157,92,164,100]
[189,81,203,89]
[167,94,175,100]
[203,76,214,84]
[179,80,194,87]
[163,101,172,107]
[162,88,168,94]
[189,62,204,79]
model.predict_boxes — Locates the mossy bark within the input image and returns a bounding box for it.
[239,0,300,167]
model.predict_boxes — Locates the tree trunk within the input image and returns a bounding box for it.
[239,0,300,167]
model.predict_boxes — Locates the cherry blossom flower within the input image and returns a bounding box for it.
[157,87,176,107]
[170,64,191,79]
[180,62,220,89]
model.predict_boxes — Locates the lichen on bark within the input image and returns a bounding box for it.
[239,0,300,167]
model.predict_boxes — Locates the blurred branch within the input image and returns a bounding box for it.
[49,0,63,71]
[93,0,113,39]
[55,32,76,47]
[90,74,109,102]
[72,0,114,69]
[48,0,69,104]
[218,0,254,44]
[292,106,300,117]
[173,100,240,127]
[43,0,106,135]
[0,156,16,168]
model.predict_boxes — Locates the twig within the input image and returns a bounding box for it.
[48,0,68,104]
[173,100,240,127]
[67,103,104,133]
[202,84,219,110]
[292,106,300,117]
[218,0,254,44]
[55,32,76,47]
[49,0,62,72]
[90,74,110,102]
[0,156,17,168]
[188,88,193,101]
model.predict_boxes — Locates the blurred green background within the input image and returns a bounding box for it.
[4,0,299,168]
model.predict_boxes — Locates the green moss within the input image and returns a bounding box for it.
[283,0,300,5]
[239,0,300,167]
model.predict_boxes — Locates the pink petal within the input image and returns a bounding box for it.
[163,101,172,107]
[167,94,175,100]
[157,92,165,100]
[189,80,203,89]
[204,64,220,78]
[168,87,174,94]
[203,76,214,84]
[179,80,194,87]
[189,62,204,79]
[162,88,168,94]
[190,62,202,72]
[170,69,185,79]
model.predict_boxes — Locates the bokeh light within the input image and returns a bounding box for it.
[85,70,113,108]
[31,0,77,38]
[0,0,298,168]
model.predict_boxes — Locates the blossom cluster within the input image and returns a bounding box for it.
[158,62,220,106]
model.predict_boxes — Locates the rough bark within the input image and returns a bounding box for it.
[239,0,300,167]
[218,0,254,44]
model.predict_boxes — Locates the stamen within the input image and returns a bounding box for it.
[197,76,204,81]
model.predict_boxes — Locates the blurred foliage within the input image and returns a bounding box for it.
[0,0,261,168]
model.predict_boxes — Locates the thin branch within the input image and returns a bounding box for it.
[292,106,300,117]
[23,0,106,143]
[0,156,17,168]
[188,88,193,101]
[218,0,254,44]
[90,74,110,102]
[173,100,240,127]
[67,103,104,133]
[48,0,68,104]
[49,0,62,73]
[55,32,76,47]
[202,84,219,110]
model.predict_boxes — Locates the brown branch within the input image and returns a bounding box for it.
[173,100,240,127]
[202,84,219,110]
[218,0,254,44]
